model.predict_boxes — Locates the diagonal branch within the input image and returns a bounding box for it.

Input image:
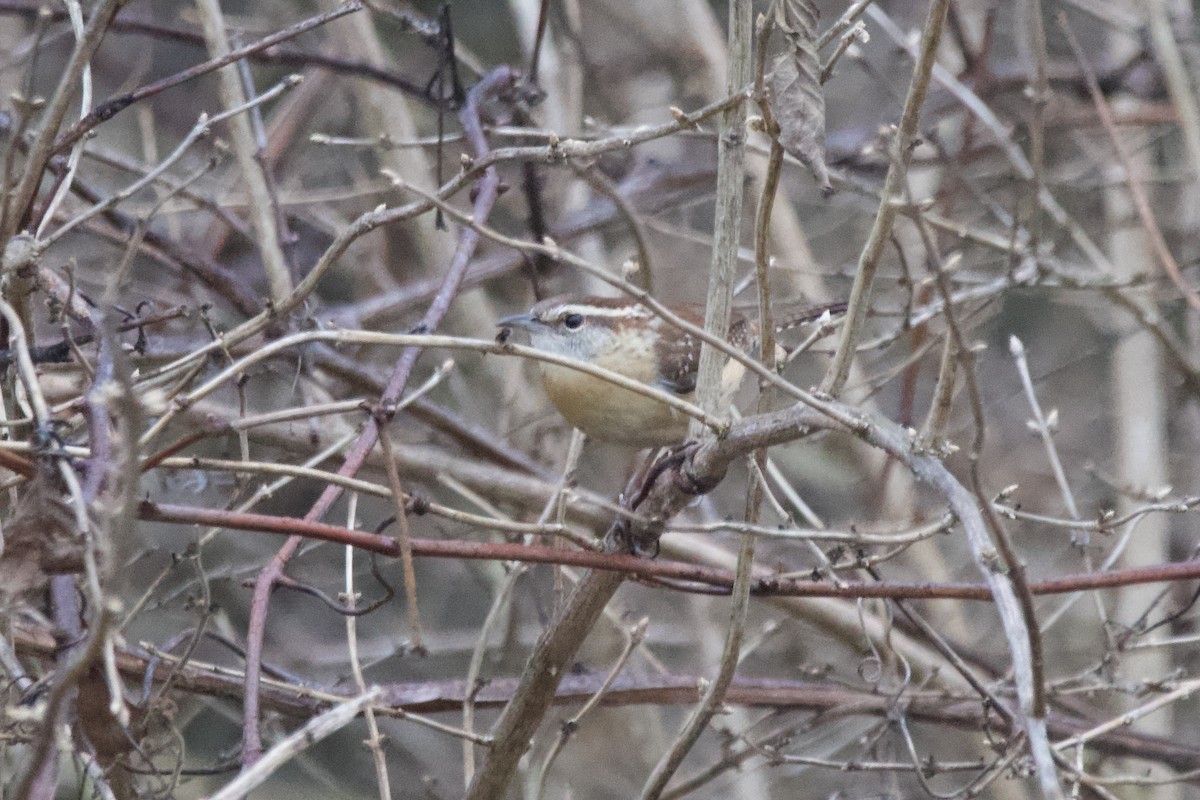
[1,0,125,242]
[49,2,363,156]
[820,0,950,396]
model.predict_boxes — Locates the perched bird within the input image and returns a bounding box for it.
[498,294,842,447]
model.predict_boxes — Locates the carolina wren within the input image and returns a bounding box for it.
[498,295,842,447]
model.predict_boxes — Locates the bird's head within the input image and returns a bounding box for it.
[497,295,655,364]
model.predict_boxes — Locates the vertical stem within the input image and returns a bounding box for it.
[0,0,125,243]
[637,529,755,800]
[463,569,626,800]
[821,0,950,396]
[1020,0,1049,250]
[195,0,293,304]
[1145,0,1200,185]
[639,2,754,797]
[690,0,752,435]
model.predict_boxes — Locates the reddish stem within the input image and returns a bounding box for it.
[141,501,1200,604]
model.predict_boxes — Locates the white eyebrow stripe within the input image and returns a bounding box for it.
[549,304,652,319]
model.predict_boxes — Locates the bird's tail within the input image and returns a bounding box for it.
[772,299,849,332]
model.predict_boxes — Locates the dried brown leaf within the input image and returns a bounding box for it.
[767,0,831,193]
[0,465,84,606]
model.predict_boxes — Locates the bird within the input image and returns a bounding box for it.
[497,294,843,447]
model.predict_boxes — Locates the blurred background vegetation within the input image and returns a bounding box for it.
[2,0,1200,798]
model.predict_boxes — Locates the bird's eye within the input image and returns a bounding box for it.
[562,313,584,330]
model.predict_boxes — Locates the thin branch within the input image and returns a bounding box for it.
[239,65,520,766]
[207,688,382,800]
[1058,12,1200,311]
[821,0,950,396]
[11,624,1200,772]
[535,617,647,798]
[40,76,299,249]
[1,0,124,242]
[688,0,750,437]
[32,0,91,242]
[49,2,363,156]
[195,0,293,303]
[342,496,392,800]
[110,500,1200,601]
[376,421,425,650]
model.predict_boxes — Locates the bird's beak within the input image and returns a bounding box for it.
[496,312,539,331]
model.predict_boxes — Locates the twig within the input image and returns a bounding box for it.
[1021,0,1050,250]
[0,0,124,243]
[819,22,867,84]
[535,617,648,798]
[32,0,90,242]
[688,0,751,437]
[821,0,950,396]
[1009,336,1087,536]
[461,562,524,788]
[568,161,654,292]
[50,2,364,155]
[148,455,578,538]
[195,0,293,303]
[41,76,300,249]
[919,328,958,443]
[342,495,392,800]
[376,422,424,650]
[206,687,382,800]
[1058,12,1200,311]
[239,65,520,766]
[816,0,875,50]
[1054,675,1200,752]
[119,500,1200,601]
